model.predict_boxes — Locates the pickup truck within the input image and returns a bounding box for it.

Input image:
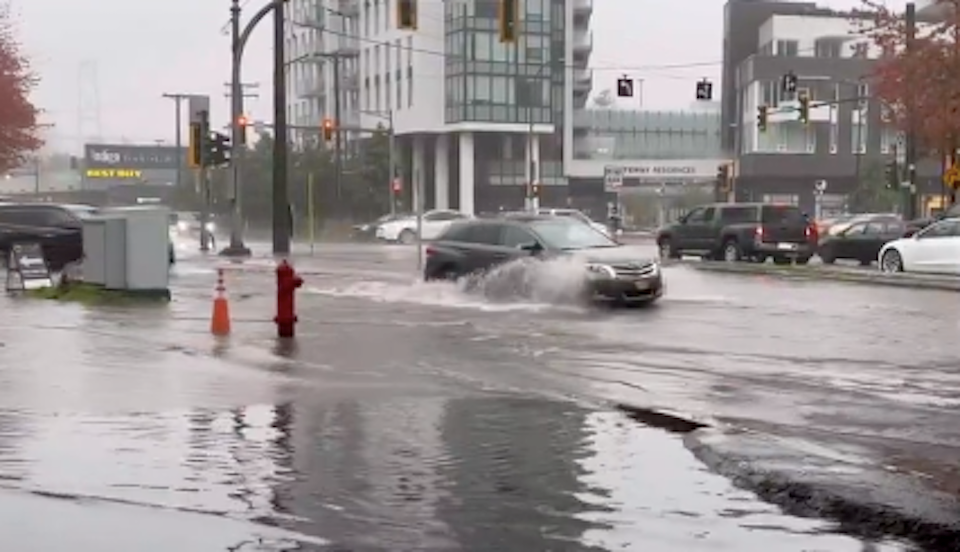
[656,202,817,264]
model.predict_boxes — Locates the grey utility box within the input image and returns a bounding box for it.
[82,206,170,294]
[82,214,125,286]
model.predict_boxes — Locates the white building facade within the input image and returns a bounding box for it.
[285,0,725,216]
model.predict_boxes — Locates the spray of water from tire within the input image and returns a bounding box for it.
[455,256,596,306]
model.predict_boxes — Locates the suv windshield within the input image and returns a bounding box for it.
[531,219,616,250]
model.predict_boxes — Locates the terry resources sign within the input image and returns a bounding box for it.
[623,165,697,176]
[85,169,144,179]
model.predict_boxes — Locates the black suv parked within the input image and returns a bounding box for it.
[656,203,817,264]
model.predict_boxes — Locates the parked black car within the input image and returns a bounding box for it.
[656,202,817,264]
[817,217,905,265]
[424,215,663,306]
[0,203,86,271]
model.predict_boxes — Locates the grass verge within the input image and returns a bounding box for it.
[26,282,171,305]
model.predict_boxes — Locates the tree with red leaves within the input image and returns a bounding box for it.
[859,0,960,156]
[0,2,41,172]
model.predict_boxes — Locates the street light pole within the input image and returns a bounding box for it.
[904,2,918,220]
[221,0,254,257]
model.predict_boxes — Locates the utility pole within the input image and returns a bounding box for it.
[161,93,191,194]
[273,0,290,254]
[904,2,918,220]
[387,110,396,215]
[332,53,344,208]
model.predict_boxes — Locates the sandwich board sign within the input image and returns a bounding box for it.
[6,243,52,292]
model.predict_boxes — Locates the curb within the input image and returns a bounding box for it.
[685,429,960,550]
[683,262,960,291]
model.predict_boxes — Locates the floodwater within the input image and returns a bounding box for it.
[0,241,949,550]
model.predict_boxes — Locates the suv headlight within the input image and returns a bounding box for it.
[586,263,616,279]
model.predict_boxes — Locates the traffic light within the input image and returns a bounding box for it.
[203,132,231,167]
[757,105,768,132]
[716,164,732,196]
[884,160,898,189]
[188,123,203,168]
[322,118,335,141]
[397,0,417,30]
[237,115,249,146]
[798,93,810,124]
[499,0,519,43]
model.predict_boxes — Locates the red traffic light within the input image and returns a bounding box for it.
[391,178,402,193]
[322,118,335,141]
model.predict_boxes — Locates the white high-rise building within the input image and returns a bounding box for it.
[285,0,593,214]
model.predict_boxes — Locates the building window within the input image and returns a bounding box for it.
[852,121,867,154]
[396,71,402,109]
[407,67,413,107]
[374,76,381,111]
[815,39,841,58]
[776,40,799,57]
[373,0,379,33]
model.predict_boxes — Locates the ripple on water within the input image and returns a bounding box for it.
[0,398,911,551]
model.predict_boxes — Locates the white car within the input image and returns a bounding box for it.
[878,217,960,274]
[376,209,470,244]
[535,208,613,237]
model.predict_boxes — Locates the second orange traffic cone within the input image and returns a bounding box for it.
[211,268,231,336]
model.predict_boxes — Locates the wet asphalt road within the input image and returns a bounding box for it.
[0,239,956,551]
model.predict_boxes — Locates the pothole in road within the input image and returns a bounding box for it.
[614,403,709,434]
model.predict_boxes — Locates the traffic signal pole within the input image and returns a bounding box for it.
[273,0,290,254]
[224,0,286,257]
[333,53,343,207]
[904,2,918,220]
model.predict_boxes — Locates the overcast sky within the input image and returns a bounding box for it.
[15,0,905,152]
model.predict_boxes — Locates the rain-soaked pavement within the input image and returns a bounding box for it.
[0,238,956,551]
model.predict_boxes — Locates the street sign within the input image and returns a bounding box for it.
[616,77,633,98]
[188,96,210,124]
[695,80,713,101]
[603,165,624,192]
[943,165,960,188]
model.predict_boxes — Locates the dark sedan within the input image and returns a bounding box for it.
[424,215,663,306]
[817,218,905,265]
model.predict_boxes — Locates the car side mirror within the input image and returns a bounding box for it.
[677,215,688,224]
[904,229,918,238]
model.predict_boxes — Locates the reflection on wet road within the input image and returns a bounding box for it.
[0,242,949,550]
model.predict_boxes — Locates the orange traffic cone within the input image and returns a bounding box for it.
[210,268,231,336]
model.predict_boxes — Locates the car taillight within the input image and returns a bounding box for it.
[425,246,436,256]
[805,224,817,240]
[755,226,764,240]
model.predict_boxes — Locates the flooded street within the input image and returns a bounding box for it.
[0,241,954,550]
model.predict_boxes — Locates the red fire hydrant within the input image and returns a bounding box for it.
[274,259,303,338]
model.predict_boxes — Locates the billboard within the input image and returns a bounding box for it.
[84,143,185,170]
[82,143,186,191]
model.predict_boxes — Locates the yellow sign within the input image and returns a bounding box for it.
[85,168,144,179]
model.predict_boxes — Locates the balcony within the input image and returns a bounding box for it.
[337,0,360,17]
[298,77,327,98]
[573,31,593,55]
[573,0,592,19]
[300,6,326,28]
[574,69,592,93]
[330,35,360,57]
[340,70,360,90]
